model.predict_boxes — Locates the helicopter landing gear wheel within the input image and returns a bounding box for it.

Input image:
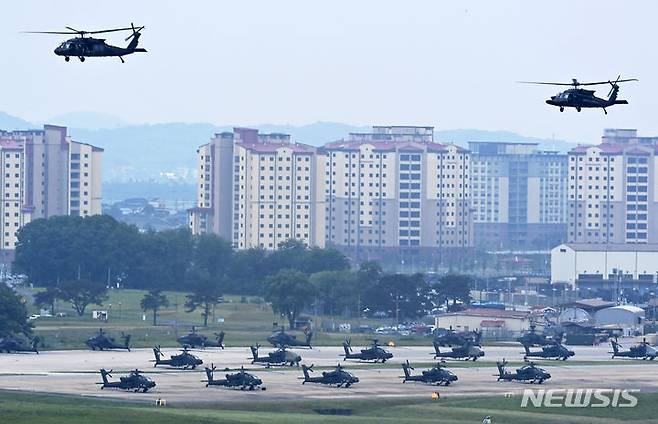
[603,108,608,115]
[65,56,70,62]
[559,107,564,112]
[79,56,85,62]
[576,106,581,112]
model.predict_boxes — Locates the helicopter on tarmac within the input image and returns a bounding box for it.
[342,339,394,363]
[177,327,225,349]
[301,364,360,388]
[24,23,146,63]
[152,346,203,369]
[516,323,562,347]
[610,338,658,360]
[401,360,458,386]
[250,344,302,367]
[0,335,40,354]
[496,359,551,384]
[432,340,485,361]
[85,329,131,351]
[522,340,575,361]
[204,364,266,390]
[267,327,313,348]
[433,327,482,347]
[98,369,156,393]
[518,76,638,114]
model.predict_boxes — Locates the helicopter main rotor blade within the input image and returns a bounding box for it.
[518,78,638,86]
[22,31,80,35]
[86,27,136,34]
[516,81,578,86]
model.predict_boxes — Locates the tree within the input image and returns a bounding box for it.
[265,269,316,329]
[57,279,108,317]
[436,274,472,311]
[363,273,428,322]
[33,287,60,316]
[0,284,32,337]
[140,290,170,326]
[185,269,223,327]
[309,270,356,317]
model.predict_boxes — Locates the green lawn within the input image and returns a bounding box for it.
[27,289,431,349]
[0,390,656,424]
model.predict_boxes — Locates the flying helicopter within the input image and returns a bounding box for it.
[401,360,458,386]
[496,359,551,384]
[177,327,225,349]
[0,335,40,354]
[301,363,360,388]
[342,339,394,363]
[519,76,638,114]
[250,344,302,367]
[152,346,203,369]
[522,340,575,361]
[98,369,156,393]
[267,327,313,348]
[85,328,131,351]
[610,338,657,360]
[432,340,485,361]
[204,364,266,390]
[24,23,146,63]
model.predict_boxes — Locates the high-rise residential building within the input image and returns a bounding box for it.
[567,128,658,244]
[321,126,472,254]
[0,125,103,254]
[469,142,568,250]
[189,128,325,250]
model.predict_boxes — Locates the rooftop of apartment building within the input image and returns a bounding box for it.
[208,127,316,154]
[468,141,561,156]
[570,128,658,154]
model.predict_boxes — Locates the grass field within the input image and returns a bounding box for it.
[0,390,656,424]
[26,288,432,350]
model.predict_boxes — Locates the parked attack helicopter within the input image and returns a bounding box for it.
[204,364,265,390]
[496,359,551,384]
[433,327,482,347]
[177,327,225,349]
[518,76,638,114]
[301,364,360,388]
[152,346,203,369]
[523,340,574,361]
[250,344,302,367]
[516,324,562,347]
[610,338,657,360]
[85,329,131,351]
[0,336,39,354]
[267,327,313,348]
[342,339,394,363]
[98,369,156,393]
[401,360,458,386]
[24,24,146,63]
[432,340,485,361]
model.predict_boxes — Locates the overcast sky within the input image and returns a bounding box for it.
[1,1,656,143]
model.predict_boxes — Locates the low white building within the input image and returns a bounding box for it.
[551,243,658,287]
[435,308,531,339]
[594,305,645,336]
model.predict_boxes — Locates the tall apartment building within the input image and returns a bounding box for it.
[322,126,472,253]
[469,142,568,250]
[0,125,103,253]
[568,128,658,244]
[189,128,325,250]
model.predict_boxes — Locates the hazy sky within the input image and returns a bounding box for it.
[2,1,656,143]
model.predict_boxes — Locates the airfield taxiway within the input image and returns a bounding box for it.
[1,343,657,403]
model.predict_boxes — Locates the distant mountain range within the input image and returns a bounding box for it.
[0,111,579,185]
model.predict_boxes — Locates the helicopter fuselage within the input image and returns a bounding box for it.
[545,88,627,113]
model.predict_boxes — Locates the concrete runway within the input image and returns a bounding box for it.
[1,342,657,403]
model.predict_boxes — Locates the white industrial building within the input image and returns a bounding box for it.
[551,243,658,287]
[435,308,531,339]
[594,305,645,336]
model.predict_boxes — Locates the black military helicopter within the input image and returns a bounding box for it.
[301,364,360,388]
[24,24,146,63]
[516,323,561,347]
[342,339,393,363]
[177,327,225,349]
[85,329,131,351]
[522,340,574,361]
[432,340,485,361]
[152,346,203,369]
[610,338,657,360]
[496,359,551,384]
[250,344,302,367]
[98,369,156,393]
[204,364,266,390]
[0,335,40,354]
[267,327,313,348]
[519,76,638,114]
[401,360,458,386]
[433,327,482,347]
